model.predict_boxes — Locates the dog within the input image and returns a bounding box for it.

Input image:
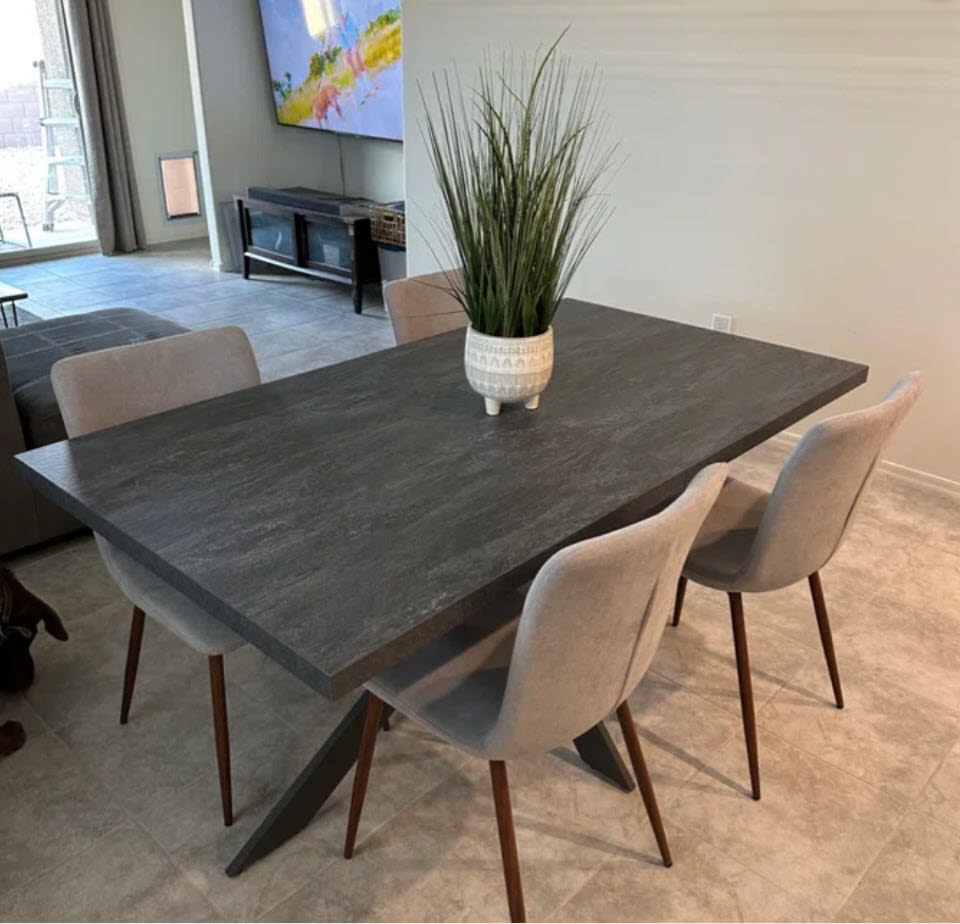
[0,566,68,694]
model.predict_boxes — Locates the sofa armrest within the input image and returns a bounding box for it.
[0,342,40,554]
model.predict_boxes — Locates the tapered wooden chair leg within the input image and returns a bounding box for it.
[489,761,526,923]
[208,655,233,827]
[344,693,384,858]
[120,607,145,725]
[808,572,844,709]
[615,701,673,867]
[728,592,761,800]
[671,576,687,627]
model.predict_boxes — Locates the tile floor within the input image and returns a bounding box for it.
[0,239,396,378]
[2,243,960,922]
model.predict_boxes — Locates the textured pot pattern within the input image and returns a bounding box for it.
[464,325,554,415]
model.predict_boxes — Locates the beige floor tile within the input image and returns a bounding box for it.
[915,740,960,833]
[727,578,860,651]
[838,810,960,922]
[860,472,960,554]
[821,519,915,600]
[262,762,618,923]
[57,669,286,817]
[10,537,122,622]
[172,716,469,921]
[172,810,340,923]
[229,644,354,739]
[653,587,813,719]
[760,655,959,802]
[669,730,905,915]
[134,722,319,854]
[25,598,200,730]
[0,822,220,923]
[884,542,960,623]
[833,586,960,713]
[551,826,817,923]
[0,732,126,896]
[0,690,47,738]
[623,671,743,806]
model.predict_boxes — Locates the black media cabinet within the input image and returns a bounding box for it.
[235,187,381,313]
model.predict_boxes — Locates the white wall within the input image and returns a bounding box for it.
[108,0,205,245]
[404,0,960,485]
[182,0,404,270]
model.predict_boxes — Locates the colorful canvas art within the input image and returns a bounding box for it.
[257,0,403,141]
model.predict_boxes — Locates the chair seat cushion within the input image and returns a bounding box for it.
[367,605,521,758]
[97,538,245,656]
[683,476,770,589]
[0,308,188,447]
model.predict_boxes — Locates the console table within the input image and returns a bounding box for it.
[234,187,381,314]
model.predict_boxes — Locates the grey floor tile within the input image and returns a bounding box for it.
[761,652,959,803]
[0,732,126,896]
[57,666,288,818]
[669,729,906,916]
[0,822,221,923]
[552,826,817,923]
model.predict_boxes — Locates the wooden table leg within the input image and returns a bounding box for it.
[225,692,369,876]
[573,721,637,793]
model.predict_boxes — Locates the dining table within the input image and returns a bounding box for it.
[14,299,868,875]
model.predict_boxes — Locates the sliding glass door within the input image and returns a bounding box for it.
[0,0,94,258]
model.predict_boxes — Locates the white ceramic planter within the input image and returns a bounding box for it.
[464,325,554,416]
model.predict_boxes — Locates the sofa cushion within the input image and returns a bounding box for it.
[0,308,189,448]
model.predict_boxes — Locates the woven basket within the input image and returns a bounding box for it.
[371,204,406,247]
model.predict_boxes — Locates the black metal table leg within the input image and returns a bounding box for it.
[0,302,7,329]
[573,721,637,793]
[225,692,370,876]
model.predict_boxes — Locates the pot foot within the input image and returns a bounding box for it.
[484,398,502,416]
[524,395,541,410]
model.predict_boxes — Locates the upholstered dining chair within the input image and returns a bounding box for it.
[51,327,261,826]
[673,372,924,801]
[384,270,467,345]
[341,464,728,922]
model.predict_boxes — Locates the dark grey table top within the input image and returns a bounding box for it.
[15,301,867,698]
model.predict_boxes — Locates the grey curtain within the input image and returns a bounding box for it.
[61,0,143,254]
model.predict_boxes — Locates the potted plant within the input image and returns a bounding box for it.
[423,34,617,415]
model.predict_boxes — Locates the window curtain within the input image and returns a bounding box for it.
[60,0,143,254]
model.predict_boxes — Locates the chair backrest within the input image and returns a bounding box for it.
[384,271,467,346]
[741,371,925,590]
[486,463,728,757]
[51,327,260,438]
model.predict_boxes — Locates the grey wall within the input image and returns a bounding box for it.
[108,0,205,245]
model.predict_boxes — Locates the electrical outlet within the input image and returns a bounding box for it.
[711,313,734,334]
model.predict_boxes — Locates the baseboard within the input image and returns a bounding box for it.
[771,432,960,497]
[0,240,98,268]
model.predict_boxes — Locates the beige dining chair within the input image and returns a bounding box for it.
[384,270,467,345]
[51,327,261,826]
[673,372,924,800]
[341,464,728,922]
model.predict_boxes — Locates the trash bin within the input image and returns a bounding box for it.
[371,201,406,288]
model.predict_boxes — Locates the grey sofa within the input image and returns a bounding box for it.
[0,308,188,556]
